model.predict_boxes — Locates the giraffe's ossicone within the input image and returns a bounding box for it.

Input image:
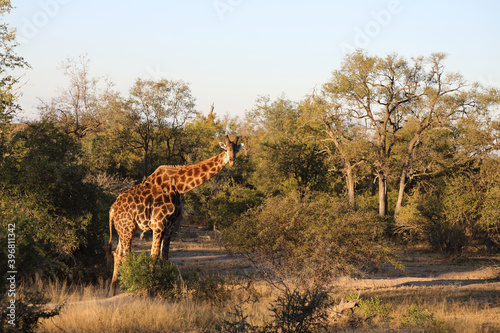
[106,135,243,296]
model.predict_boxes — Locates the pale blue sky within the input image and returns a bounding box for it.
[7,0,500,120]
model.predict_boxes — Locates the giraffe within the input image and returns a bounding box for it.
[106,135,243,296]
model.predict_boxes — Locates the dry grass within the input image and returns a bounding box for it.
[34,276,499,332]
[34,277,274,333]
[39,296,225,332]
[32,227,500,332]
[333,283,500,332]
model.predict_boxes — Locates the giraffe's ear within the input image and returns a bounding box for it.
[219,141,227,150]
[236,143,244,152]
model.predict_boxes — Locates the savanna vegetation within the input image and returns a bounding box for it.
[1,1,499,331]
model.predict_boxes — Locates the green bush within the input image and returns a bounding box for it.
[184,184,263,228]
[0,122,113,282]
[396,159,500,254]
[355,296,392,323]
[207,187,264,229]
[118,252,181,299]
[225,191,395,283]
[402,304,448,333]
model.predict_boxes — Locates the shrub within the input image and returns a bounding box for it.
[118,252,181,299]
[396,188,469,254]
[402,304,448,333]
[207,187,264,229]
[0,122,113,282]
[185,185,263,228]
[396,159,500,254]
[0,289,62,333]
[355,296,392,323]
[225,191,395,283]
[223,286,331,333]
[264,287,331,333]
[189,273,231,305]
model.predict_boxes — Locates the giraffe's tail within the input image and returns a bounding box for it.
[105,207,114,266]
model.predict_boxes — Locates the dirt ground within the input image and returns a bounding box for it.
[133,224,255,276]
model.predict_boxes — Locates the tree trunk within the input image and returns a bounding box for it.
[395,135,420,216]
[378,172,387,216]
[143,148,149,178]
[346,163,356,208]
[394,169,406,216]
[377,134,388,216]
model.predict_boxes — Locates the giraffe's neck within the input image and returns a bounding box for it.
[147,151,228,195]
[175,151,228,194]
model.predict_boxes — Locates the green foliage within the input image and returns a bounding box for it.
[402,304,448,333]
[183,110,225,164]
[124,78,197,176]
[225,191,395,283]
[0,121,113,282]
[118,252,182,299]
[355,296,393,323]
[246,95,331,194]
[0,289,62,333]
[0,189,90,281]
[396,157,500,253]
[198,186,264,229]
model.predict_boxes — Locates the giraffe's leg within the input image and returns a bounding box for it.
[160,233,171,260]
[110,241,123,296]
[110,232,135,296]
[151,230,165,259]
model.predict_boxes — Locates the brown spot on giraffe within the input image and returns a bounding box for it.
[106,135,244,296]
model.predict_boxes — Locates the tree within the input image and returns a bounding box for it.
[183,104,225,164]
[302,94,370,207]
[123,78,196,177]
[1,120,113,280]
[39,55,113,139]
[322,50,500,217]
[0,0,29,162]
[323,51,422,215]
[392,53,500,215]
[246,95,329,194]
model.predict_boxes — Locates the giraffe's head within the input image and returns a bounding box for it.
[219,135,243,167]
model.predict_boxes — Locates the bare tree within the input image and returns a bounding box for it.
[39,54,113,138]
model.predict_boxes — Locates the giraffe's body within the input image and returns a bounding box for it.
[107,135,242,296]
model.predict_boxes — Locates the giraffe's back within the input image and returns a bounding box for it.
[111,181,181,233]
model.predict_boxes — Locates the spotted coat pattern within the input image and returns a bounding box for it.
[107,135,242,296]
